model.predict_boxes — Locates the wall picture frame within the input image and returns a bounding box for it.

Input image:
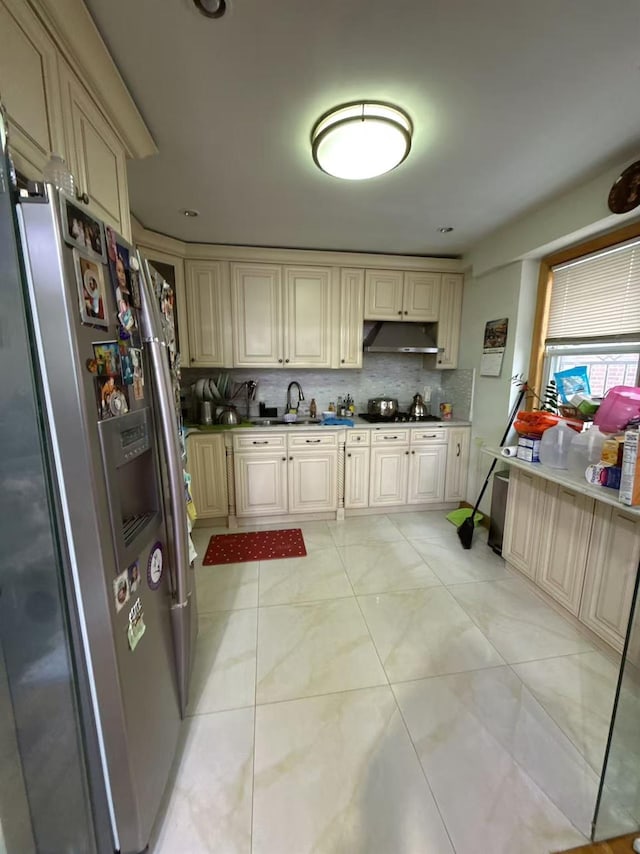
[74,250,109,328]
[60,193,106,262]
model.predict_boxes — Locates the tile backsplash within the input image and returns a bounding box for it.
[182,355,474,421]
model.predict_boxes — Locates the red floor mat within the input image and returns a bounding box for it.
[202,528,307,565]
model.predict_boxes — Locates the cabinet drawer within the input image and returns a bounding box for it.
[233,432,287,451]
[346,429,371,447]
[411,428,447,444]
[288,431,338,449]
[371,428,410,445]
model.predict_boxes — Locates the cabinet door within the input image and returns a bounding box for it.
[0,0,65,178]
[187,434,228,518]
[345,447,370,509]
[288,450,338,513]
[284,266,333,367]
[364,270,404,320]
[444,427,471,501]
[436,274,464,370]
[403,272,441,320]
[59,62,131,240]
[231,263,282,367]
[407,445,447,504]
[185,261,232,367]
[537,483,593,616]
[141,248,190,366]
[369,446,409,506]
[339,268,365,368]
[580,504,640,651]
[503,468,545,579]
[234,452,288,517]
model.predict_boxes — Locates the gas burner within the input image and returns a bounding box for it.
[358,412,440,423]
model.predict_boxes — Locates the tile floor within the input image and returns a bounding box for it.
[152,512,627,854]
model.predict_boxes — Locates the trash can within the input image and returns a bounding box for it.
[488,470,510,556]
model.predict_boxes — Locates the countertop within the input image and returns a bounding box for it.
[186,417,471,434]
[483,445,640,518]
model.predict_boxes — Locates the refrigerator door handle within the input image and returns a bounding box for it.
[137,261,189,608]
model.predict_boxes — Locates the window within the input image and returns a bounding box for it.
[529,225,640,404]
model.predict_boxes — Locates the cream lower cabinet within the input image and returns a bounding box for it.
[536,483,594,616]
[369,445,410,506]
[503,468,546,579]
[233,432,337,517]
[345,431,371,509]
[580,504,640,652]
[407,445,447,504]
[504,466,640,652]
[184,260,232,367]
[187,433,228,519]
[445,427,471,501]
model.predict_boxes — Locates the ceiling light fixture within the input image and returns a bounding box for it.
[192,0,226,19]
[181,209,199,217]
[438,226,454,233]
[311,101,412,180]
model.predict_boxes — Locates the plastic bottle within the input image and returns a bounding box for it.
[538,421,577,468]
[566,426,607,476]
[43,153,75,197]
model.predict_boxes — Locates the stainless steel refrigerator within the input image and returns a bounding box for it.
[0,109,196,854]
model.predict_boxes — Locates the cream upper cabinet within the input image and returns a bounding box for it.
[58,61,131,240]
[403,272,441,320]
[338,268,365,368]
[187,433,228,519]
[185,261,232,368]
[365,269,441,321]
[231,263,334,368]
[536,483,594,616]
[0,0,65,179]
[231,263,283,367]
[284,266,333,368]
[444,427,471,501]
[436,274,464,369]
[580,504,640,652]
[503,468,545,579]
[364,270,404,319]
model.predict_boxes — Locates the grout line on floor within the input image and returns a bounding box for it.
[250,562,260,852]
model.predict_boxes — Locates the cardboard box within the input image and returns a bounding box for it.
[620,430,640,506]
[517,436,540,463]
[601,436,624,466]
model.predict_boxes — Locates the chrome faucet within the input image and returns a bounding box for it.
[286,381,305,413]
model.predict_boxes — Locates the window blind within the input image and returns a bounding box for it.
[547,237,640,343]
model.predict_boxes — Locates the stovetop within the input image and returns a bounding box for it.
[358,412,441,423]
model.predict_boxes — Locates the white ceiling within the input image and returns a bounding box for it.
[85,0,640,256]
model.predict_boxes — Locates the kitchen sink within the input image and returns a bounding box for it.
[249,418,322,426]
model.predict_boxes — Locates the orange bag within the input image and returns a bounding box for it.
[513,410,582,438]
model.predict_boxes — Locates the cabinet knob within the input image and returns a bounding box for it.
[397,310,402,315]
[341,358,345,363]
[285,358,290,363]
[406,451,410,455]
[347,452,352,458]
[278,358,283,363]
[411,450,415,454]
[456,443,461,457]
[282,457,286,462]
[289,456,293,461]
[404,310,408,315]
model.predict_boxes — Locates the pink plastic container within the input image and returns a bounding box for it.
[593,386,640,433]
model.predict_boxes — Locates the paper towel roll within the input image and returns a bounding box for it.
[501,446,518,457]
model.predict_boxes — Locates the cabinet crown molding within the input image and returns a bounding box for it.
[132,221,464,272]
[28,0,157,159]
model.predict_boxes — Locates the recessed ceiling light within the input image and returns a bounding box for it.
[192,0,226,18]
[438,226,454,233]
[311,102,412,180]
[181,209,199,218]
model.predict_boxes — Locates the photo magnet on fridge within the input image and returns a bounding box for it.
[95,375,130,420]
[119,343,134,386]
[106,227,137,332]
[127,561,140,594]
[127,597,146,652]
[73,250,109,329]
[60,195,106,262]
[92,341,120,377]
[131,348,145,400]
[113,568,130,613]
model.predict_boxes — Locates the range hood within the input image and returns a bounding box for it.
[363,321,439,354]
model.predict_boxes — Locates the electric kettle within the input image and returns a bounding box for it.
[409,393,427,419]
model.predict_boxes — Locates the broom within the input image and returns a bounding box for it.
[457,383,527,550]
